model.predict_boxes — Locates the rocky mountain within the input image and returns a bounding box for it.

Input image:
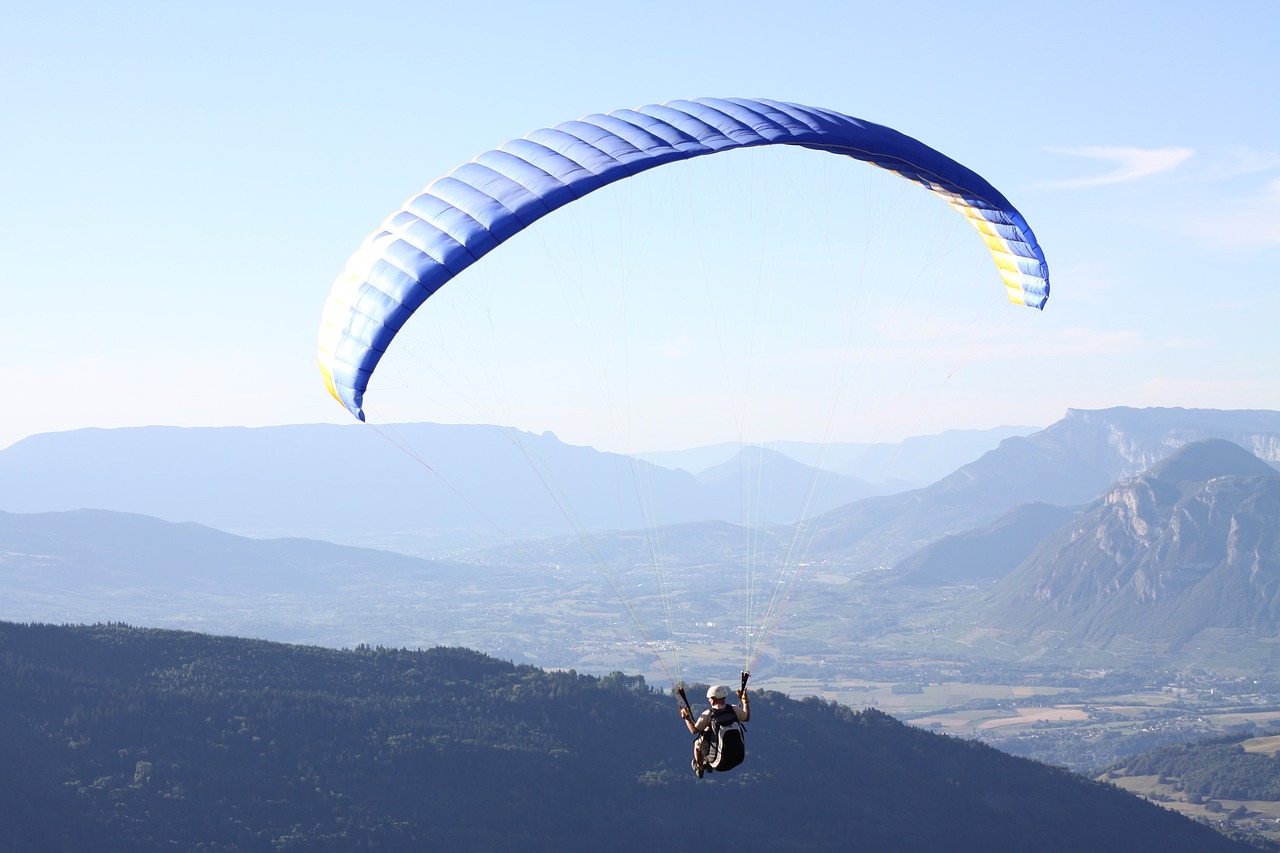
[801,407,1280,569]
[978,439,1280,653]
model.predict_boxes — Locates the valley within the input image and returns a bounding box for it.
[5,408,1280,788]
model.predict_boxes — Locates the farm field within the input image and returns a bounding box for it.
[1104,772,1280,842]
[751,669,1280,779]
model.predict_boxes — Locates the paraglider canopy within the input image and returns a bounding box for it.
[318,97,1049,423]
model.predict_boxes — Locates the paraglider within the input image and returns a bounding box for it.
[317,97,1051,773]
[679,673,751,778]
[318,97,1049,423]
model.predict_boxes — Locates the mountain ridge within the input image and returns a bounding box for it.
[3,409,1277,567]
[0,422,936,547]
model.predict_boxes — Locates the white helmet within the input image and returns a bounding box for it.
[707,685,730,700]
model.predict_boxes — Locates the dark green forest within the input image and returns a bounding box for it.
[0,621,1259,852]
[1107,736,1280,801]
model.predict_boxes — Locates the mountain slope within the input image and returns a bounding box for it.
[894,502,1080,585]
[979,440,1280,653]
[0,621,1253,853]
[801,407,1280,568]
[0,507,437,589]
[0,508,486,648]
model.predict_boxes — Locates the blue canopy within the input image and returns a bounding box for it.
[320,97,1049,421]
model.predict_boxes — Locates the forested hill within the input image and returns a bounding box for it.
[1104,735,1280,801]
[0,623,1255,853]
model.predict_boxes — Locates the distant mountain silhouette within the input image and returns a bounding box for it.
[635,424,1036,486]
[3,410,1276,566]
[0,423,913,547]
[0,507,490,646]
[0,507,437,590]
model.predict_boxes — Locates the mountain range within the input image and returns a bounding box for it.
[3,407,1277,566]
[633,423,1036,483]
[3,407,1280,672]
[0,422,1007,548]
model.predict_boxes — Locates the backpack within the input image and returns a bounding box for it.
[704,704,746,771]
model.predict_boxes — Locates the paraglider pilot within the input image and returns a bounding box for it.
[680,677,750,778]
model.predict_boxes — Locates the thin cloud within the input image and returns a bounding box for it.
[1197,146,1280,180]
[1183,177,1280,247]
[1039,146,1194,189]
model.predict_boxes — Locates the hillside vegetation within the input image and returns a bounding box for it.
[0,621,1256,852]
[1108,737,1280,801]
[1102,734,1280,842]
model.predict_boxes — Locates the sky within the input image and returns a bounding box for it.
[4,0,1278,454]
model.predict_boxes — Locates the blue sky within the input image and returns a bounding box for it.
[4,1,1278,453]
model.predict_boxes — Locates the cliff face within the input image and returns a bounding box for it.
[983,439,1280,648]
[980,406,1280,507]
[1054,407,1280,478]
